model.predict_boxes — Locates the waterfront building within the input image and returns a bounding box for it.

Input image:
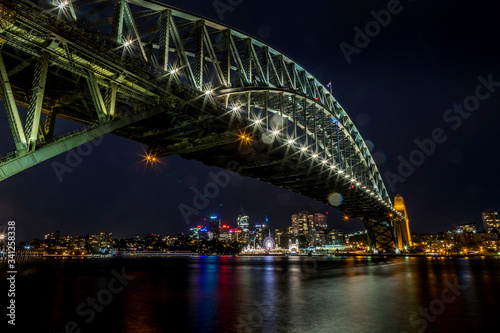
[89,232,113,252]
[328,229,344,246]
[481,210,500,233]
[456,223,478,233]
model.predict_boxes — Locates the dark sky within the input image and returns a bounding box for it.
[1,0,499,241]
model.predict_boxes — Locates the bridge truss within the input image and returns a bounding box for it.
[0,0,409,251]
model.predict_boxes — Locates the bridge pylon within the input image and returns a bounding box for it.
[364,195,412,253]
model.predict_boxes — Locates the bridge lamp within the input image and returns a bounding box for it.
[330,165,335,170]
[232,106,240,112]
[205,89,214,95]
[0,234,4,240]
[312,154,318,159]
[338,170,343,174]
[170,68,179,74]
[272,130,280,136]
[322,160,327,164]
[300,147,307,152]
[287,139,295,145]
[58,1,68,9]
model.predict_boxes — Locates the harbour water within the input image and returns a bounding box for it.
[4,256,500,332]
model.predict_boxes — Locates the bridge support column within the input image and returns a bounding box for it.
[363,218,397,253]
[25,52,50,152]
[0,53,27,150]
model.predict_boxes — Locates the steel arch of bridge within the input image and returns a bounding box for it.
[0,0,406,237]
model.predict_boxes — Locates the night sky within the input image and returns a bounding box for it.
[1,0,499,241]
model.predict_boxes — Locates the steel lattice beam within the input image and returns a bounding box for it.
[0,0,402,228]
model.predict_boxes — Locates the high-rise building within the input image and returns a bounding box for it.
[482,210,500,232]
[237,215,250,233]
[291,211,314,237]
[208,215,221,239]
[255,220,270,246]
[314,213,327,229]
[275,229,288,249]
[290,212,328,246]
[328,229,344,246]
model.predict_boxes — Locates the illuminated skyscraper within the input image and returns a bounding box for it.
[291,211,314,237]
[291,212,327,246]
[482,210,500,232]
[237,215,250,233]
[314,213,327,229]
[208,215,221,239]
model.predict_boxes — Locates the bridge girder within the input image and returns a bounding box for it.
[0,0,404,226]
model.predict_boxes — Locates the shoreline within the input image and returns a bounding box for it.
[32,253,500,259]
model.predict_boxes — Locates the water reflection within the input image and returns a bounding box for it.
[5,256,500,333]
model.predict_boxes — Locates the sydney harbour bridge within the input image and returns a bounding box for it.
[0,0,411,252]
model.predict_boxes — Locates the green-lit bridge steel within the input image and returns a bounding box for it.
[0,0,410,252]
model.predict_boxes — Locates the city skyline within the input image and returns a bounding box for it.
[8,207,499,245]
[1,0,499,243]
